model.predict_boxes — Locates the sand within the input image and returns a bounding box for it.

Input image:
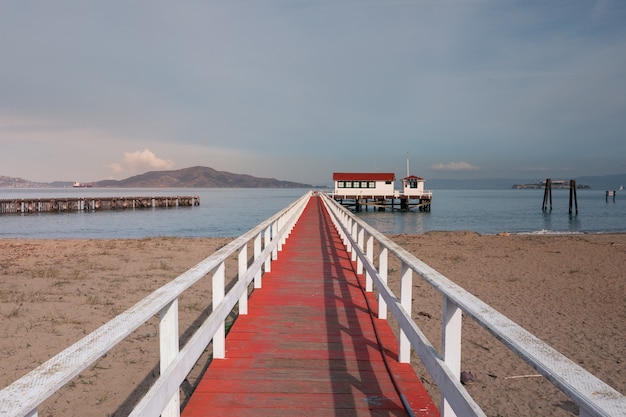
[1,233,624,416]
[388,232,625,416]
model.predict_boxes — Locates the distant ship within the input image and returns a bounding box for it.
[73,181,93,188]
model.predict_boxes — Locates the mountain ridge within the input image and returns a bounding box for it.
[0,166,314,188]
[94,166,313,188]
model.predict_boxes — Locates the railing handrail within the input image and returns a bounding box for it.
[0,191,312,417]
[320,192,626,417]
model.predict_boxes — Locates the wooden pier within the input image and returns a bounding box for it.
[0,195,199,214]
[182,196,438,416]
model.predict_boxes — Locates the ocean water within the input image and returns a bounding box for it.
[358,189,626,235]
[0,188,305,239]
[0,188,624,239]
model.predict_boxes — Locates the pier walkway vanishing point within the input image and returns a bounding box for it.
[1,192,624,417]
[181,195,438,416]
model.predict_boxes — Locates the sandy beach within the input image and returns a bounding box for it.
[1,233,624,416]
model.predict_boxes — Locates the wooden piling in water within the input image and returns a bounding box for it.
[606,190,616,202]
[542,178,553,211]
[569,180,578,214]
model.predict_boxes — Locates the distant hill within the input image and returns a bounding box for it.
[0,176,48,188]
[95,166,313,188]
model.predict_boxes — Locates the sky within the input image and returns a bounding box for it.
[1,1,625,186]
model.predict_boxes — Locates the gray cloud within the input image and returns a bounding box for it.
[1,1,625,185]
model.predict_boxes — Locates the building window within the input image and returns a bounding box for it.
[337,181,345,188]
[385,181,392,185]
[368,181,375,188]
[410,182,418,189]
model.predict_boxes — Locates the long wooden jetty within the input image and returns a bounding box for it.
[0,195,199,214]
[181,196,438,416]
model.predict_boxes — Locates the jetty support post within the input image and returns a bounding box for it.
[263,224,272,273]
[350,220,358,263]
[378,246,388,320]
[254,232,263,288]
[569,180,578,214]
[355,225,364,275]
[606,190,616,202]
[442,296,463,417]
[365,232,374,292]
[159,299,180,417]
[271,221,278,260]
[212,262,226,359]
[399,262,412,364]
[542,178,552,211]
[238,244,248,315]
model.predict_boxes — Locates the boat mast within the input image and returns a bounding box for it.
[406,152,410,177]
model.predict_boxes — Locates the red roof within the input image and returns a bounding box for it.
[333,172,395,181]
[402,175,425,181]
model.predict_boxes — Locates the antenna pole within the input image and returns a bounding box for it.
[406,152,410,177]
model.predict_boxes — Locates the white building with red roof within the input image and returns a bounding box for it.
[401,175,426,197]
[332,172,396,197]
[331,171,432,212]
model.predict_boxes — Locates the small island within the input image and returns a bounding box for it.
[512,180,590,189]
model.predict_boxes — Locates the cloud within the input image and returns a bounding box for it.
[108,149,175,176]
[432,161,480,171]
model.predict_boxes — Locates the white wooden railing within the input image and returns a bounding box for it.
[0,191,312,417]
[320,192,626,417]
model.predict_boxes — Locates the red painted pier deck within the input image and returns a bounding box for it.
[182,196,439,417]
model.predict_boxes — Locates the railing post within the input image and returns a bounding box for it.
[337,211,347,243]
[212,262,225,359]
[365,232,374,292]
[350,221,358,262]
[254,233,262,288]
[378,246,388,319]
[271,221,278,260]
[399,261,412,363]
[345,217,352,250]
[264,225,272,272]
[277,215,284,252]
[356,225,364,273]
[280,213,289,248]
[238,244,248,314]
[442,296,462,417]
[159,299,180,417]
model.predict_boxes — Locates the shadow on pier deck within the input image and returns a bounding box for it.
[182,197,439,417]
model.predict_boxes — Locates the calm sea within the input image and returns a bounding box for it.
[0,188,624,239]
